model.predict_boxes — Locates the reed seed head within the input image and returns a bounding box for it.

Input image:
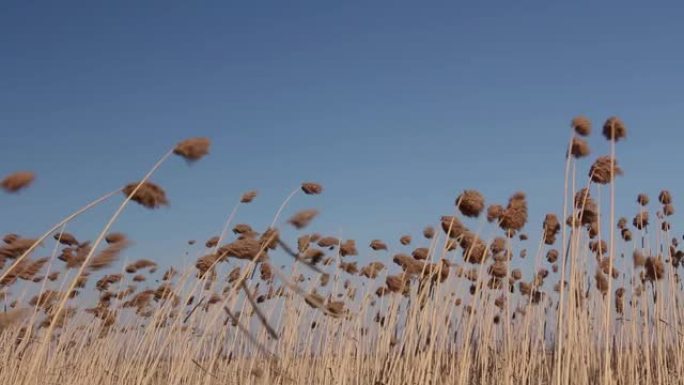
[173,137,211,161]
[1,171,35,193]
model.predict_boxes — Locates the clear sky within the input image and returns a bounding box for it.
[2,1,684,272]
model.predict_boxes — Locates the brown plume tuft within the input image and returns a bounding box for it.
[645,256,665,281]
[602,116,627,141]
[569,137,590,158]
[240,190,258,203]
[288,209,319,229]
[589,156,622,184]
[301,183,323,195]
[456,190,485,218]
[173,137,211,161]
[370,239,388,251]
[659,190,672,205]
[90,237,129,271]
[633,211,649,230]
[499,192,528,235]
[1,171,35,193]
[571,116,591,136]
[122,181,168,209]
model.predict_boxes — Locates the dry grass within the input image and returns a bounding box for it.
[1,122,683,385]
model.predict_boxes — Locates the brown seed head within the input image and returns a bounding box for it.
[602,116,627,141]
[546,249,559,263]
[240,190,258,203]
[340,239,358,256]
[499,192,528,234]
[486,204,504,223]
[288,209,319,229]
[488,260,507,278]
[645,256,665,281]
[456,190,485,218]
[440,216,466,238]
[589,156,622,184]
[412,247,429,260]
[173,137,211,161]
[122,182,168,209]
[53,232,78,246]
[659,190,672,205]
[370,239,388,251]
[301,183,323,195]
[317,236,339,248]
[571,116,591,136]
[637,193,649,206]
[569,137,590,158]
[1,171,35,193]
[595,270,609,295]
[400,235,411,246]
[633,250,646,267]
[543,214,561,245]
[633,211,649,230]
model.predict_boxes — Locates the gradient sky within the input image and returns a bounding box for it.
[2,1,684,273]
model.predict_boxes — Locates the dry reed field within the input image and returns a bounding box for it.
[1,117,682,385]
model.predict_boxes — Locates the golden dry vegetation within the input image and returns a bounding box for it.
[1,122,682,385]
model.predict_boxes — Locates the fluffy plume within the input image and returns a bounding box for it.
[301,183,323,195]
[499,192,528,235]
[602,116,627,141]
[460,232,489,264]
[318,236,339,248]
[441,216,465,238]
[487,204,504,223]
[205,236,220,248]
[633,250,646,267]
[370,240,388,251]
[645,256,664,281]
[456,190,485,217]
[571,116,591,136]
[122,182,169,209]
[589,156,622,184]
[1,171,35,193]
[105,232,126,244]
[546,249,559,263]
[595,270,609,295]
[340,239,358,256]
[637,193,649,206]
[569,137,590,158]
[173,137,211,161]
[543,214,560,245]
[659,190,672,205]
[412,247,429,260]
[217,238,267,261]
[240,190,258,203]
[233,224,254,235]
[360,262,385,279]
[633,211,649,230]
[54,232,78,246]
[288,209,319,229]
[488,261,507,279]
[88,238,129,271]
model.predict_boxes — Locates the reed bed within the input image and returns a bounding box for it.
[0,123,682,385]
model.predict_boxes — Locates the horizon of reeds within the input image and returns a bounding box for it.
[0,124,682,385]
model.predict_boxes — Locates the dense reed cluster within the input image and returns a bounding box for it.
[1,121,682,385]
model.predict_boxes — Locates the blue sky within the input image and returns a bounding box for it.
[1,1,684,274]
